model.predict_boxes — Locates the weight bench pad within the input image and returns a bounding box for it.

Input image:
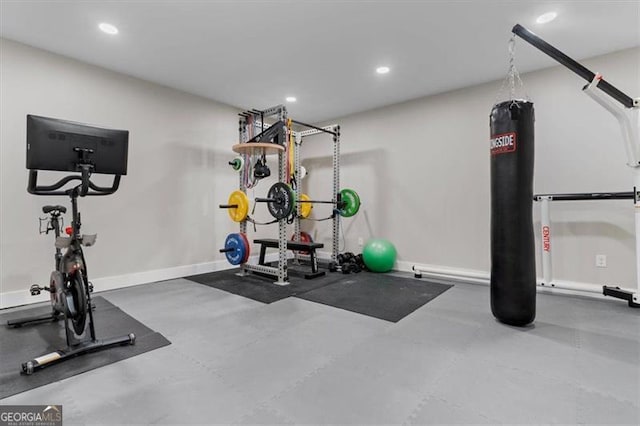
[253,238,324,250]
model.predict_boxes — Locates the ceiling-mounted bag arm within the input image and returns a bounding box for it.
[511,24,635,109]
[583,75,640,166]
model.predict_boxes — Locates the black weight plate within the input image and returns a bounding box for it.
[267,182,294,220]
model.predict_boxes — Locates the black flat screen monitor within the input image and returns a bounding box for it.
[26,115,129,175]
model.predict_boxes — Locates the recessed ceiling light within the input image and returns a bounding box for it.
[99,22,119,35]
[536,12,557,24]
[376,66,390,74]
[286,96,297,102]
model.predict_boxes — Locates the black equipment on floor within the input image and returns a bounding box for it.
[187,269,452,321]
[335,252,365,274]
[489,101,537,326]
[297,272,453,323]
[187,268,342,304]
[7,115,135,375]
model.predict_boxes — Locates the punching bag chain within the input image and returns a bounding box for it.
[496,36,529,105]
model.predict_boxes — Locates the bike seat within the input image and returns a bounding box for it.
[42,205,67,214]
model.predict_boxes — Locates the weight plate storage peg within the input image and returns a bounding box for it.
[229,156,244,171]
[299,194,313,218]
[221,233,249,265]
[266,182,295,220]
[339,188,361,217]
[224,191,249,222]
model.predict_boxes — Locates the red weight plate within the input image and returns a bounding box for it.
[239,233,250,264]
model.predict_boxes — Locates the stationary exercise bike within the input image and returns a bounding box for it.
[7,114,135,375]
[9,202,88,329]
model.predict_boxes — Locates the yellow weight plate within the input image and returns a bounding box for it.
[227,190,249,222]
[299,193,313,219]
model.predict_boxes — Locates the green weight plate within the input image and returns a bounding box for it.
[230,156,244,171]
[339,188,360,218]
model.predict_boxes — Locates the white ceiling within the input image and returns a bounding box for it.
[1,1,639,122]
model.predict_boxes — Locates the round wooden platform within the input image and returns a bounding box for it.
[232,142,284,155]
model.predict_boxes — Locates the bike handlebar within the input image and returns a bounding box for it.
[27,170,121,197]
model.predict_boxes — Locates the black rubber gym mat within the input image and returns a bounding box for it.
[186,267,344,304]
[0,296,171,399]
[295,272,453,322]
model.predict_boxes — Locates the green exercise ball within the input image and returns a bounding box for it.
[362,239,397,273]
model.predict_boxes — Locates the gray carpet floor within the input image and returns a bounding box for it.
[1,274,639,424]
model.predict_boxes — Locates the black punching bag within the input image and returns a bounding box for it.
[489,100,536,326]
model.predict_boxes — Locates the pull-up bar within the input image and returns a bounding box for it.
[291,119,337,136]
[512,24,635,109]
[533,191,634,201]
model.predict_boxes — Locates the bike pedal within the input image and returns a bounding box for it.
[88,282,94,293]
[29,285,42,296]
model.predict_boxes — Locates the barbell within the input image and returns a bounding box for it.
[219,183,361,222]
[294,188,360,218]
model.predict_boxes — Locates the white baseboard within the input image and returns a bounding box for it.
[0,253,281,310]
[2,253,616,309]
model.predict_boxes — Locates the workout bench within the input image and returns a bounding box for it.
[254,238,325,279]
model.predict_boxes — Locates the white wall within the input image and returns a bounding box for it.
[301,47,640,289]
[0,39,246,306]
[2,38,638,308]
